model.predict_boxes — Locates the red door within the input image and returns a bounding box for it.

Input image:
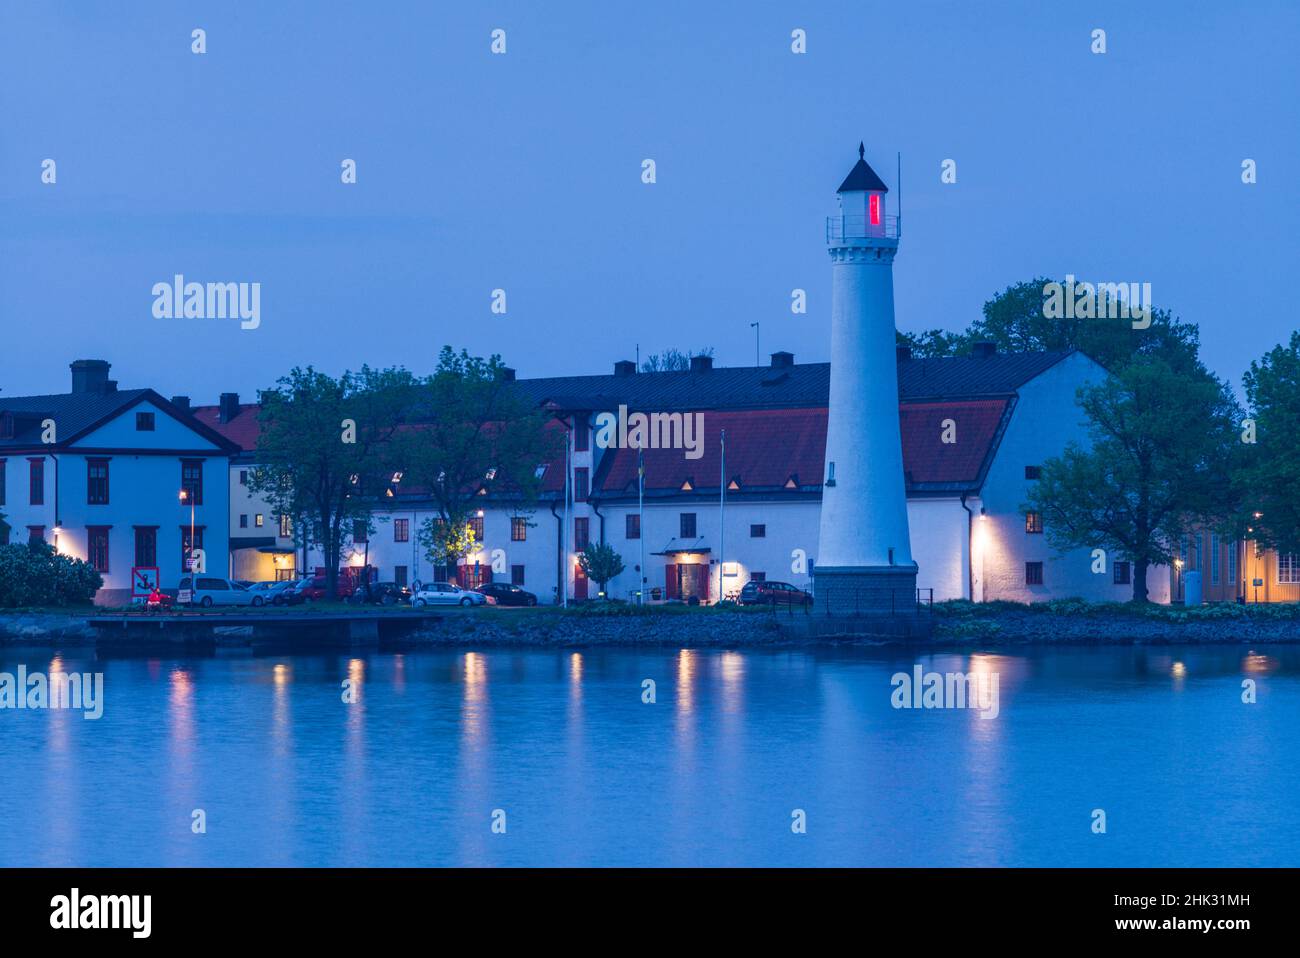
[574,565,588,600]
[664,563,678,600]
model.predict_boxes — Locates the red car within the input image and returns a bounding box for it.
[738,580,813,607]
[287,575,355,603]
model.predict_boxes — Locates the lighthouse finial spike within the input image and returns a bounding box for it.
[858,142,865,160]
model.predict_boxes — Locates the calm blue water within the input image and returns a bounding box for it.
[1,642,1296,867]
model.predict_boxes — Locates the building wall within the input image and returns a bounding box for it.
[974,353,1170,604]
[0,401,230,601]
[227,461,296,581]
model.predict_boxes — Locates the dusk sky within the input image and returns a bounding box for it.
[2,1,1296,401]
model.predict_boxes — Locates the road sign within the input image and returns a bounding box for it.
[131,566,160,599]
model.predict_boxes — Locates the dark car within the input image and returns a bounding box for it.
[738,580,813,607]
[476,582,538,607]
[348,582,411,606]
[287,575,355,603]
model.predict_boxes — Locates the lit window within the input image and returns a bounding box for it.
[1280,554,1300,585]
[1025,512,1043,534]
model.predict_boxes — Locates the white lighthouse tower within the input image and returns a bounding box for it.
[813,143,918,614]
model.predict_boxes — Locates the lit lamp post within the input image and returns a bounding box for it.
[180,488,195,574]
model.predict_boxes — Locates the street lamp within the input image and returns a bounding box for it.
[180,488,195,574]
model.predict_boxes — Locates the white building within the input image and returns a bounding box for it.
[0,360,237,604]
[253,347,1168,605]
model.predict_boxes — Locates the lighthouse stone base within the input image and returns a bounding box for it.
[812,565,919,616]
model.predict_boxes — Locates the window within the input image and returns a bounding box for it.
[573,467,589,502]
[1025,512,1043,534]
[134,527,157,568]
[1193,534,1202,572]
[136,412,155,431]
[29,458,44,506]
[1211,534,1220,584]
[750,572,766,583]
[395,518,410,543]
[394,565,408,588]
[468,516,484,540]
[680,513,697,538]
[279,515,292,538]
[510,517,527,541]
[1228,543,1238,585]
[1025,561,1044,585]
[87,527,110,573]
[1279,554,1300,585]
[28,526,45,545]
[512,564,525,586]
[255,514,264,528]
[573,422,589,452]
[1024,465,1041,480]
[181,526,205,572]
[239,470,248,485]
[626,513,640,540]
[750,524,766,538]
[0,526,8,546]
[0,459,6,506]
[353,520,368,543]
[574,517,589,551]
[239,514,248,528]
[869,192,881,226]
[180,459,203,505]
[1114,561,1131,585]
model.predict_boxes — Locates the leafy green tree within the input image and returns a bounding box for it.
[249,365,419,600]
[578,542,625,598]
[401,348,561,578]
[1236,332,1300,553]
[641,347,714,372]
[0,540,102,608]
[1025,359,1241,602]
[897,278,1201,373]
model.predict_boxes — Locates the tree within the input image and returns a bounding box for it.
[578,542,625,598]
[1024,359,1241,602]
[1236,332,1300,553]
[402,348,561,579]
[641,347,714,372]
[896,278,1202,373]
[249,365,419,601]
[0,540,102,607]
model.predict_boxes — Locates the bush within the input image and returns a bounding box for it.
[0,541,103,608]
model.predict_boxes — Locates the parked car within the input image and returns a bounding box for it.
[411,582,488,607]
[738,580,813,607]
[287,575,355,603]
[247,580,299,606]
[178,576,263,608]
[347,582,411,606]
[476,582,538,607]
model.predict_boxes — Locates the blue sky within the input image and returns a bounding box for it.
[2,0,1296,401]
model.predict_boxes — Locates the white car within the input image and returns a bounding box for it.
[178,576,263,608]
[411,582,488,608]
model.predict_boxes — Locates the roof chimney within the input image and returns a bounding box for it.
[689,355,713,373]
[70,359,111,394]
[896,345,912,362]
[770,351,794,368]
[972,341,997,359]
[219,392,240,423]
[614,359,637,377]
[498,367,516,382]
[171,395,191,411]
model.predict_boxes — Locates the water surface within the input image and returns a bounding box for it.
[1,642,1295,866]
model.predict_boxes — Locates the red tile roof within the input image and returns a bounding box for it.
[190,404,262,452]
[595,400,1010,496]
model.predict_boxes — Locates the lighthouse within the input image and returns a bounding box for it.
[813,144,918,614]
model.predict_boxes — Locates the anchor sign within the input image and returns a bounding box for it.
[131,566,161,599]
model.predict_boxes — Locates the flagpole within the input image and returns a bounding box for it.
[718,427,725,604]
[638,446,645,606]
